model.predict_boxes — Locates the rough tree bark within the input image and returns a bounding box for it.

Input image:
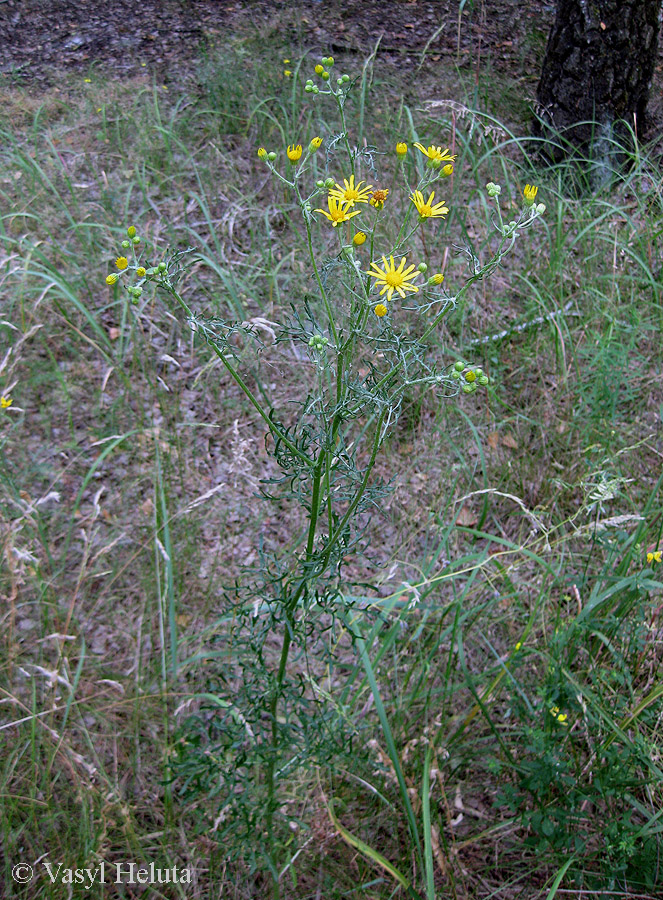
[535,0,662,166]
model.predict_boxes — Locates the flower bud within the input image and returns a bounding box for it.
[157,262,167,273]
[428,273,444,285]
[312,86,319,94]
[454,360,465,372]
[314,64,324,75]
[486,182,501,197]
[121,240,131,249]
[462,383,473,393]
[136,267,146,278]
[321,71,329,81]
[417,262,428,273]
[316,179,324,188]
[106,273,119,285]
[478,375,489,385]
[342,74,350,83]
[327,56,334,67]
[309,136,323,151]
[374,303,387,318]
[324,177,336,189]
[132,235,140,244]
[268,151,277,161]
[353,232,366,246]
[441,164,453,177]
[396,142,407,158]
[305,84,313,93]
[536,203,546,215]
[127,225,136,237]
[257,147,268,160]
[465,370,476,383]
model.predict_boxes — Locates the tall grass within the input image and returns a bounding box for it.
[0,25,662,899]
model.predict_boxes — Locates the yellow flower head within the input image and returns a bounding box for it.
[442,164,454,177]
[523,184,538,204]
[284,69,292,77]
[310,136,323,151]
[374,303,388,317]
[257,147,268,160]
[314,196,361,227]
[328,174,373,206]
[647,550,662,564]
[287,144,302,162]
[1,395,13,408]
[127,225,136,237]
[428,273,445,285]
[353,232,367,246]
[410,190,449,220]
[315,64,324,75]
[136,267,147,278]
[115,257,128,271]
[369,188,389,210]
[396,142,407,157]
[413,143,456,166]
[106,273,119,285]
[367,255,420,302]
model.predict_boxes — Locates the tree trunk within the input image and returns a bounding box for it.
[535,0,661,170]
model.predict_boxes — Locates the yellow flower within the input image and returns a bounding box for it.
[309,136,322,151]
[115,257,128,270]
[84,78,91,83]
[284,69,292,77]
[1,395,12,408]
[515,642,522,651]
[257,147,268,160]
[127,225,136,237]
[314,197,361,227]
[396,142,407,157]
[315,64,324,75]
[413,143,456,165]
[106,273,119,285]
[369,188,389,210]
[442,164,454,177]
[283,58,290,64]
[523,184,538,205]
[136,267,146,278]
[428,273,444,285]
[410,190,449,220]
[328,175,373,207]
[353,232,367,246]
[367,255,420,302]
[287,144,302,162]
[647,550,662,564]
[374,303,387,317]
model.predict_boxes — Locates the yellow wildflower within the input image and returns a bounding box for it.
[136,267,147,278]
[257,147,268,160]
[369,188,389,210]
[115,257,128,270]
[328,175,373,207]
[367,255,419,302]
[1,395,12,408]
[647,550,662,564]
[353,232,367,246]
[283,58,290,64]
[410,190,449,220]
[284,69,292,77]
[309,136,323,151]
[442,164,454,177]
[428,273,444,285]
[127,225,136,237]
[396,142,407,157]
[374,303,387,317]
[287,144,303,162]
[314,197,361,227]
[106,273,119,285]
[413,143,456,165]
[315,64,324,75]
[523,184,538,205]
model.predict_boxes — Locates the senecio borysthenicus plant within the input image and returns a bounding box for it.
[104,54,544,897]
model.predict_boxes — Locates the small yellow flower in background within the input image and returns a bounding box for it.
[428,273,445,285]
[315,64,324,75]
[410,190,449,220]
[106,273,119,285]
[442,164,454,177]
[523,184,538,205]
[413,143,456,165]
[115,257,128,270]
[257,147,268,160]
[141,62,146,67]
[84,78,91,83]
[353,232,367,246]
[314,197,361,227]
[287,144,302,162]
[374,303,387,317]
[329,175,373,206]
[515,641,522,651]
[136,267,147,278]
[284,69,292,77]
[1,395,13,408]
[367,255,419,302]
[309,136,323,151]
[396,142,407,157]
[369,188,389,210]
[647,550,662,564]
[549,706,568,725]
[283,58,290,64]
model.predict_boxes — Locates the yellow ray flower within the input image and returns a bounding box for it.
[413,142,456,165]
[328,174,373,207]
[314,197,361,227]
[410,190,449,220]
[523,184,538,204]
[369,188,389,209]
[287,144,302,162]
[367,255,419,302]
[1,395,12,408]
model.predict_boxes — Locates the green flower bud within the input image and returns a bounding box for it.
[465,370,476,383]
[342,74,349,83]
[268,151,277,161]
[478,375,489,385]
[327,56,334,67]
[121,240,131,249]
[454,360,465,372]
[451,369,461,379]
[486,182,501,197]
[324,177,336,189]
[337,78,343,85]
[312,86,319,94]
[157,262,167,273]
[462,383,473,393]
[417,262,428,273]
[536,203,546,215]
[321,57,329,66]
[132,235,140,244]
[305,84,313,93]
[321,71,330,81]
[316,179,324,188]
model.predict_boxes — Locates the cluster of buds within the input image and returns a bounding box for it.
[259,137,322,167]
[305,55,350,94]
[451,360,489,394]
[308,334,329,352]
[105,226,168,304]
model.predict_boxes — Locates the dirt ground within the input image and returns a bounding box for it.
[0,0,555,83]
